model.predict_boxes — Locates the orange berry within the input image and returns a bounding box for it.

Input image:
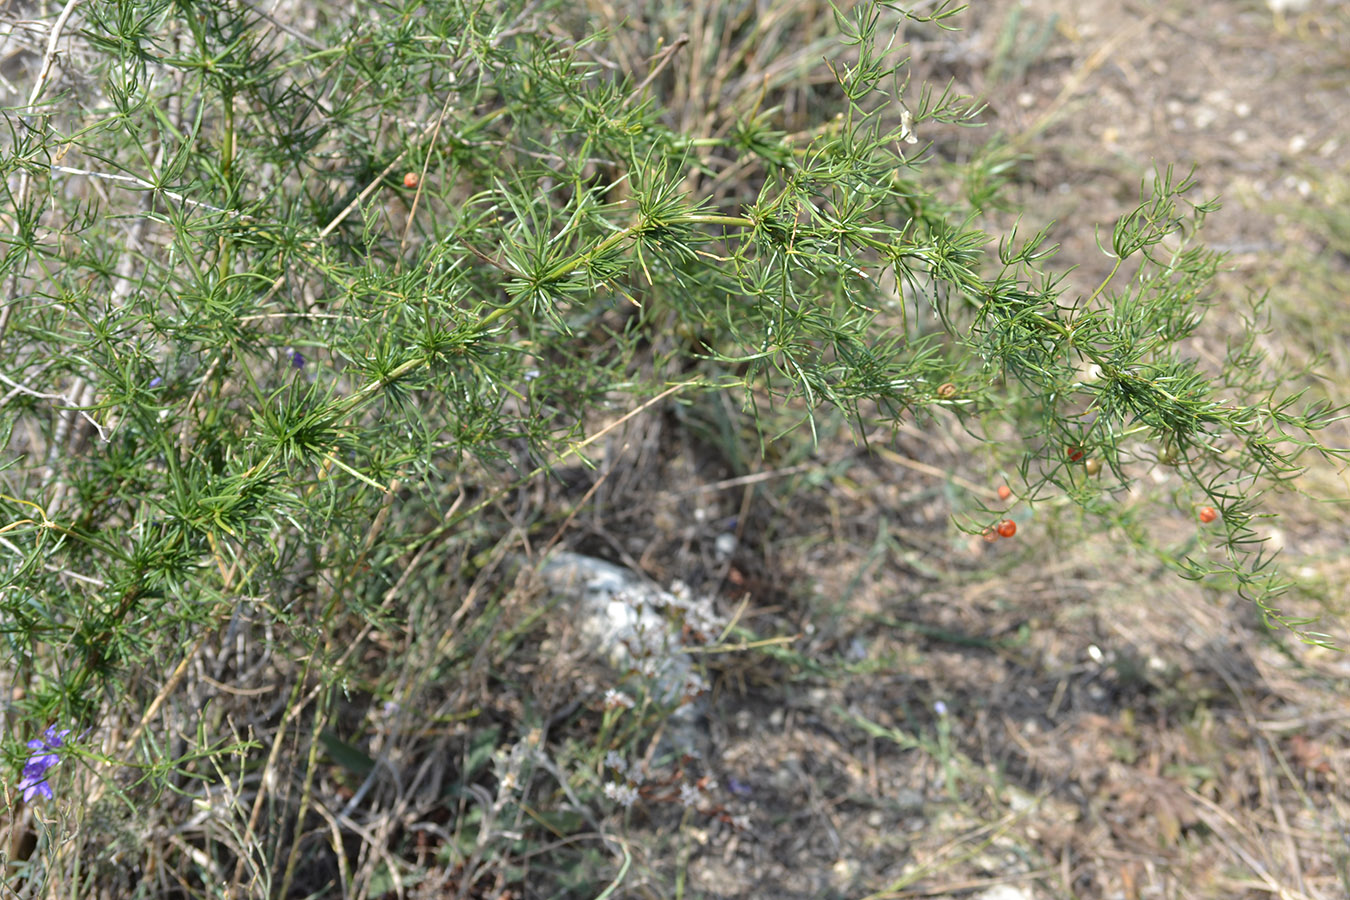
[1066,446,1084,463]
[996,519,1017,538]
[997,485,1012,501]
[403,171,419,188]
[1198,506,1218,524]
[937,382,957,399]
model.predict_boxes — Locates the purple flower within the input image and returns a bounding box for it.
[17,726,69,803]
[289,349,305,369]
[933,700,948,717]
[148,376,163,388]
[21,778,53,802]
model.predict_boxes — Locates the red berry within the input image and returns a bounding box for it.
[1198,506,1218,524]
[997,485,1012,501]
[997,519,1017,538]
[1066,446,1084,463]
[403,172,419,188]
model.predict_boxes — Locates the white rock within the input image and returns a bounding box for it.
[536,552,725,717]
[974,886,1035,900]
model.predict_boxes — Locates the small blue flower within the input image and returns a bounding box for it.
[933,700,948,717]
[21,778,53,802]
[27,726,69,755]
[17,726,69,803]
[289,349,305,369]
[22,750,59,779]
[148,376,163,389]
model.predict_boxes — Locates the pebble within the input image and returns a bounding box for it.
[974,887,1035,900]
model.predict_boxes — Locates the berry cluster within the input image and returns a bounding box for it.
[983,442,1222,545]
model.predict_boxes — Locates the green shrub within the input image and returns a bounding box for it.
[0,0,1340,894]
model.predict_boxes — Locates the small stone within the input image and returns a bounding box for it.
[893,788,924,812]
[1005,786,1037,813]
[714,533,737,561]
[974,886,1034,900]
[831,858,860,884]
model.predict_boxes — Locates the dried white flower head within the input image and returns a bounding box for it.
[603,689,635,710]
[604,782,639,808]
[899,106,918,145]
[683,600,723,638]
[678,782,702,808]
[604,750,627,773]
[669,580,692,607]
[683,671,708,698]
